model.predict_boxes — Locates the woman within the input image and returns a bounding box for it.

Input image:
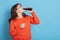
[9,3,40,40]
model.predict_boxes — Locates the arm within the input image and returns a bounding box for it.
[9,20,19,37]
[29,10,40,24]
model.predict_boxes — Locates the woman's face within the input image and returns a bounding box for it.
[16,4,24,14]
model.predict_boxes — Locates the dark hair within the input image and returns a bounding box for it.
[9,3,26,23]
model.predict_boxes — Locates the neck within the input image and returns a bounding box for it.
[17,13,23,18]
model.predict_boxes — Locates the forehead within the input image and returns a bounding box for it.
[17,4,22,7]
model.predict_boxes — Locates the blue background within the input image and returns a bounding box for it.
[0,0,60,40]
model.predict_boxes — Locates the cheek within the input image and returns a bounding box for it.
[20,9,24,12]
[16,8,24,13]
[16,10,20,13]
[17,9,20,12]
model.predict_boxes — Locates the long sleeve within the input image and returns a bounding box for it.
[9,20,19,37]
[28,11,40,24]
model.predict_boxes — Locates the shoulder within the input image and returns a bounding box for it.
[9,20,13,23]
[24,15,31,20]
[25,15,32,18]
[9,18,16,23]
[9,19,15,24]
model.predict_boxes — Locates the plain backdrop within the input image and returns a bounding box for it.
[0,0,60,40]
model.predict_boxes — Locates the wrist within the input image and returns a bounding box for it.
[30,10,34,13]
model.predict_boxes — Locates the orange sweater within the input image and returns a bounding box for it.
[9,11,40,40]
